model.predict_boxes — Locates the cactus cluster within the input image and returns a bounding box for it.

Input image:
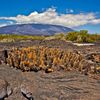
[6,46,92,73]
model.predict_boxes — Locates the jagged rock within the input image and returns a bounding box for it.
[0,79,12,100]
[20,81,34,100]
[0,49,8,64]
[85,53,100,63]
[93,54,100,63]
[45,68,54,73]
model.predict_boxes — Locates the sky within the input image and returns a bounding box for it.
[0,0,100,33]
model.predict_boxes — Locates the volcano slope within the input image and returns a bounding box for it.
[0,39,100,100]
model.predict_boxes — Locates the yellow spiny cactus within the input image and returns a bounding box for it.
[6,46,96,74]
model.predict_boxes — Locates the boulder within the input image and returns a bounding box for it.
[0,79,12,100]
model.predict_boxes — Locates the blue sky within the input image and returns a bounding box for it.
[0,0,100,33]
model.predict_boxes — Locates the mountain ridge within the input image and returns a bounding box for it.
[0,23,73,36]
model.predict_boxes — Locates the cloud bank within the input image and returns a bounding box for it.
[0,8,100,27]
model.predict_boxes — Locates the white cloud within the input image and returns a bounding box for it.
[70,9,74,13]
[0,8,100,28]
[90,19,100,24]
[0,23,8,27]
[0,21,14,27]
[66,9,74,13]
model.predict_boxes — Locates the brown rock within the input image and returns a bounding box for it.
[20,81,34,100]
[0,79,12,100]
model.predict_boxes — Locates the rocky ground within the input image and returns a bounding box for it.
[0,39,100,54]
[0,39,100,100]
[0,64,100,100]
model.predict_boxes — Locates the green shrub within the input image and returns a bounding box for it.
[0,34,45,42]
[66,31,79,41]
[54,33,65,39]
[65,30,100,43]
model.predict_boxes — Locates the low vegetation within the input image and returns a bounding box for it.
[0,30,100,43]
[0,34,45,42]
[53,30,100,43]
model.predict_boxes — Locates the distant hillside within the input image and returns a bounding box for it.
[0,24,73,36]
